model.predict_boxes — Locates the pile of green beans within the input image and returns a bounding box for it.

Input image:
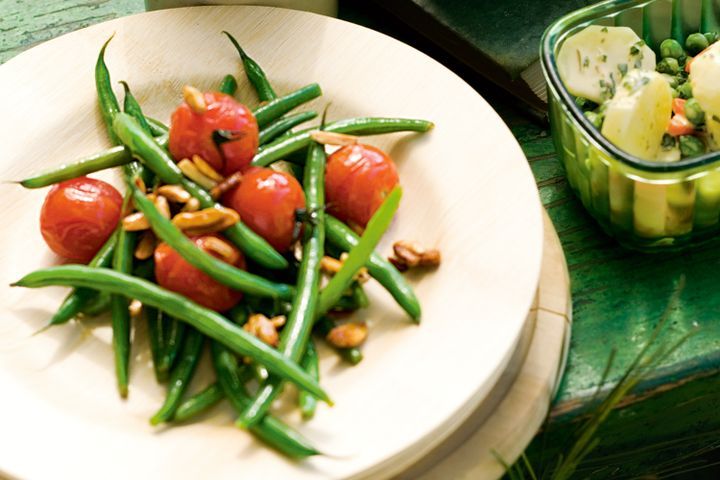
[12,32,434,459]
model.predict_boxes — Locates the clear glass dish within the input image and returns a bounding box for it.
[541,0,720,251]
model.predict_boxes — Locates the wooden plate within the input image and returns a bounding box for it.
[0,6,543,479]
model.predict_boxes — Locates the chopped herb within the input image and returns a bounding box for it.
[630,45,640,55]
[618,63,628,75]
[634,58,643,68]
[601,26,608,33]
[582,56,590,68]
[599,54,608,62]
[712,114,720,123]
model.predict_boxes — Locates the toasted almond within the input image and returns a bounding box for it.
[210,171,244,199]
[192,154,224,182]
[122,212,150,231]
[320,256,344,275]
[172,207,238,234]
[390,240,441,270]
[181,197,201,212]
[178,159,218,190]
[183,85,206,114]
[326,322,368,348]
[154,195,171,219]
[201,236,238,264]
[134,231,156,260]
[244,313,284,347]
[158,184,192,203]
[128,299,143,318]
[310,130,359,146]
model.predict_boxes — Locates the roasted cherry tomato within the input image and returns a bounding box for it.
[154,234,246,312]
[39,177,123,262]
[325,143,399,227]
[169,91,259,176]
[223,167,305,252]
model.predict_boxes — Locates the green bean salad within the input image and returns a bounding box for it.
[11,32,439,458]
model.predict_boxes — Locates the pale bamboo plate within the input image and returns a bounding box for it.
[0,6,543,480]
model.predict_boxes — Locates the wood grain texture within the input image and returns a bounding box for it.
[413,210,571,480]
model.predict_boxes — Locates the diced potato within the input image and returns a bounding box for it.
[601,70,672,160]
[557,25,656,103]
[690,42,720,149]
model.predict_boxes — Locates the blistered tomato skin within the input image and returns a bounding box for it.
[169,92,259,176]
[154,234,246,312]
[223,168,306,252]
[39,177,123,263]
[325,143,399,227]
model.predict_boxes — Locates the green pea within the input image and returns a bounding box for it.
[657,57,680,74]
[584,111,603,128]
[679,135,705,157]
[575,96,597,111]
[671,87,680,98]
[660,38,685,59]
[686,33,709,55]
[704,32,719,45]
[677,81,693,99]
[685,98,705,126]
[665,75,680,89]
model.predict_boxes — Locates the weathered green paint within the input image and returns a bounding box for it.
[4,0,720,474]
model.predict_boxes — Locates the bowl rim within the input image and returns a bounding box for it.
[541,0,720,173]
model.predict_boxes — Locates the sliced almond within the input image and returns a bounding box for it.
[183,85,207,114]
[181,197,201,213]
[326,322,368,348]
[201,236,238,264]
[172,206,239,235]
[128,299,143,318]
[389,240,441,270]
[310,130,359,146]
[244,313,285,347]
[154,195,171,219]
[178,159,218,190]
[134,231,156,260]
[210,171,244,200]
[320,256,344,275]
[122,212,150,231]
[192,154,224,182]
[158,184,192,203]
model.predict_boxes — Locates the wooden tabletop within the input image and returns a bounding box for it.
[3,0,719,476]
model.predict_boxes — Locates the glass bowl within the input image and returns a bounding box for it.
[541,0,720,251]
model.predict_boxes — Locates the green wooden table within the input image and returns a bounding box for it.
[3,0,719,476]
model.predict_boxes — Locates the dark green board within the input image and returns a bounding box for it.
[3,0,720,476]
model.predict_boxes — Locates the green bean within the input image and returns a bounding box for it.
[253,83,322,128]
[145,306,167,382]
[314,316,363,365]
[222,31,277,102]
[259,111,318,145]
[238,139,327,428]
[49,229,118,325]
[120,81,153,135]
[110,224,136,398]
[351,281,369,309]
[80,291,112,316]
[325,215,421,321]
[299,339,319,420]
[95,36,121,144]
[252,117,434,167]
[160,316,186,377]
[317,187,402,316]
[219,74,238,96]
[112,113,287,270]
[173,382,224,422]
[211,342,319,458]
[147,117,169,137]
[151,327,204,424]
[12,266,330,402]
[129,182,293,300]
[19,147,130,188]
